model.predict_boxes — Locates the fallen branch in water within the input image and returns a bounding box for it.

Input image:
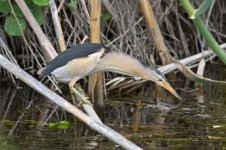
[171,57,226,87]
[0,54,142,150]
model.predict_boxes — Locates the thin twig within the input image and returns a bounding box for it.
[139,0,171,65]
[49,0,66,52]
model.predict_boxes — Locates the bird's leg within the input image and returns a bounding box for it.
[69,77,93,107]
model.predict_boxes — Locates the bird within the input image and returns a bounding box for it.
[38,43,181,105]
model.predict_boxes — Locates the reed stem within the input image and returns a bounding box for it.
[180,0,226,65]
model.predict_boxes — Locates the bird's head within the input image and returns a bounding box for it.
[144,68,181,100]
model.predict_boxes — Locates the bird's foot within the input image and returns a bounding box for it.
[77,97,93,108]
[69,84,93,108]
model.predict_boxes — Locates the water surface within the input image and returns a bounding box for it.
[1,64,226,149]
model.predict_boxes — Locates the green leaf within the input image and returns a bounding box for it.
[101,10,112,22]
[58,120,70,129]
[47,121,70,129]
[66,0,77,10]
[24,0,44,25]
[4,16,26,36]
[25,0,35,6]
[47,123,58,128]
[32,0,49,6]
[0,1,10,13]
[12,5,23,18]
[30,4,43,25]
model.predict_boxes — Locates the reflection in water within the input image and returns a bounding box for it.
[1,64,226,149]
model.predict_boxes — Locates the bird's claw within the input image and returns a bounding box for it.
[77,98,93,108]
[69,85,93,108]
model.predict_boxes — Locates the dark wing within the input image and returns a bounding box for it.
[40,43,106,76]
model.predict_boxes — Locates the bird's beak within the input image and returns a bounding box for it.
[157,80,181,100]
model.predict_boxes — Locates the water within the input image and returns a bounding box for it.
[0,88,226,150]
[1,65,226,149]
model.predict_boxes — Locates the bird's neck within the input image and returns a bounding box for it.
[92,52,152,79]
